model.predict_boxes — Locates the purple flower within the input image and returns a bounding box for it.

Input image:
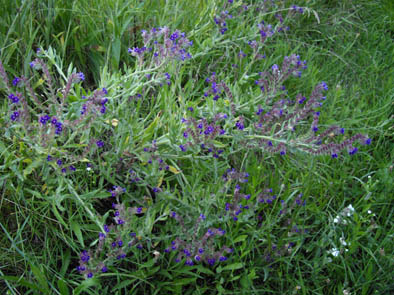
[87,272,93,278]
[208,258,216,265]
[235,122,244,130]
[96,140,104,148]
[12,77,22,86]
[39,116,48,124]
[219,256,227,262]
[170,32,179,41]
[8,93,19,103]
[80,251,90,262]
[69,165,76,171]
[101,266,108,273]
[47,155,52,161]
[298,96,306,104]
[102,87,108,94]
[320,81,328,91]
[179,145,186,152]
[349,147,358,155]
[57,159,63,166]
[74,72,85,83]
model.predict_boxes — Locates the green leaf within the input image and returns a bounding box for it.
[23,158,42,178]
[233,235,248,243]
[195,264,215,275]
[0,275,40,291]
[174,277,196,285]
[220,262,244,272]
[60,248,71,276]
[141,259,155,268]
[71,220,85,247]
[29,262,49,292]
[111,37,121,69]
[58,279,69,295]
[73,277,99,295]
[112,279,136,292]
[52,204,68,228]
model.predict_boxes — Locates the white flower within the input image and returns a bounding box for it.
[328,248,340,257]
[367,210,372,214]
[333,216,340,223]
[340,237,347,246]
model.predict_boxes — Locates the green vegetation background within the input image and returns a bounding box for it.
[0,0,392,294]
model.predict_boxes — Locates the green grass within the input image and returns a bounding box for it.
[0,0,393,294]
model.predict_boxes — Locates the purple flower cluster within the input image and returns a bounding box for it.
[204,72,225,101]
[257,188,277,204]
[255,54,307,94]
[8,93,20,103]
[6,91,24,122]
[75,87,109,121]
[180,114,227,158]
[291,5,305,14]
[128,169,141,183]
[258,21,276,43]
[76,201,145,279]
[168,213,233,266]
[129,27,193,65]
[214,10,233,34]
[109,186,126,198]
[47,155,77,174]
[12,77,22,87]
[39,115,64,135]
[143,141,170,171]
[71,72,85,83]
[10,111,20,121]
[222,169,251,221]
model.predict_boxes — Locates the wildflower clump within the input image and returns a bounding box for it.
[167,212,233,266]
[76,190,147,279]
[128,27,193,66]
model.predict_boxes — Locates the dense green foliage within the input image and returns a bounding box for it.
[0,0,393,294]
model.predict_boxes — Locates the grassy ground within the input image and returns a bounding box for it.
[0,0,393,294]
